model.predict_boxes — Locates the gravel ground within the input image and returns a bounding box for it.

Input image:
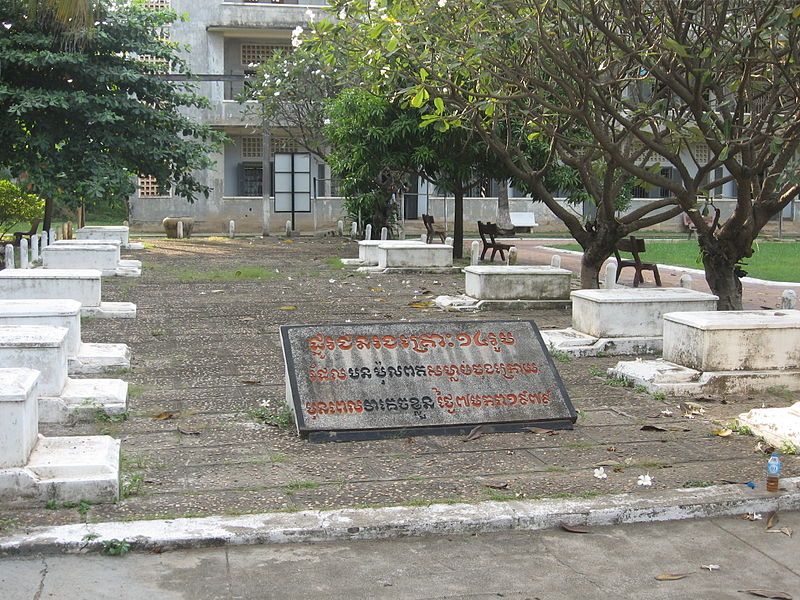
[1,235,796,530]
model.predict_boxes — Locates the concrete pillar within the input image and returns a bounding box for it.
[19,239,28,269]
[364,224,372,241]
[550,255,561,268]
[507,246,518,266]
[680,274,693,289]
[782,289,798,309]
[176,221,184,239]
[350,222,358,238]
[337,220,344,236]
[604,262,617,289]
[285,220,292,237]
[31,233,39,262]
[470,241,480,265]
[380,226,388,241]
[4,244,15,269]
[229,220,235,239]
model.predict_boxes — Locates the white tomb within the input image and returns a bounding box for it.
[44,241,141,277]
[75,225,143,250]
[466,265,571,301]
[370,242,455,271]
[436,265,573,310]
[0,268,136,318]
[540,287,718,357]
[608,309,800,396]
[342,239,425,266]
[0,368,119,503]
[0,326,128,423]
[0,299,130,374]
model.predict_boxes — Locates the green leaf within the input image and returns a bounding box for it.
[663,37,690,58]
[410,87,428,108]
[433,97,444,112]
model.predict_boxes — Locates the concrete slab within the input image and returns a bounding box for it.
[571,288,718,338]
[43,243,120,271]
[0,299,130,374]
[464,265,571,301]
[0,434,120,503]
[82,301,137,319]
[663,309,800,371]
[607,358,800,397]
[0,368,40,468]
[357,240,425,266]
[0,477,798,555]
[39,378,128,424]
[434,294,571,311]
[0,326,69,396]
[75,225,130,247]
[377,243,453,269]
[0,268,103,308]
[738,402,800,453]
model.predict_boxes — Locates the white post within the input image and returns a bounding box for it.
[337,220,344,236]
[604,262,617,289]
[380,226,388,241]
[49,228,56,243]
[40,230,48,249]
[4,244,15,269]
[176,221,184,239]
[123,220,129,227]
[445,236,453,247]
[350,222,358,239]
[229,220,235,239]
[285,220,292,237]
[31,233,39,262]
[781,289,798,309]
[19,238,28,269]
[507,246,518,266]
[364,224,372,241]
[470,241,480,265]
[550,255,561,268]
[420,234,427,243]
[679,274,693,289]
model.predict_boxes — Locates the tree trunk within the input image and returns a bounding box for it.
[699,240,745,310]
[496,180,513,233]
[453,184,464,259]
[43,196,55,233]
[580,245,613,289]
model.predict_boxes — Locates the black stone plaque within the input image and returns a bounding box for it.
[280,319,576,441]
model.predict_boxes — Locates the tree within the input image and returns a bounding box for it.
[0,0,224,230]
[308,0,683,288]
[0,179,44,238]
[557,0,800,309]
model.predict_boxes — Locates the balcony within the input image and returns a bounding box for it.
[212,1,328,31]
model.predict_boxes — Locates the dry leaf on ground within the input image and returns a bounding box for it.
[560,523,590,534]
[654,573,690,581]
[463,424,486,442]
[279,305,297,310]
[151,410,180,420]
[739,590,793,599]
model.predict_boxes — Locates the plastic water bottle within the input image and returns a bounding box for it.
[766,452,782,492]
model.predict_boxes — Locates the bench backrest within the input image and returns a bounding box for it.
[477,221,499,244]
[614,236,647,264]
[422,214,435,232]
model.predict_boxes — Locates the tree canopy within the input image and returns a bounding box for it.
[0,0,224,227]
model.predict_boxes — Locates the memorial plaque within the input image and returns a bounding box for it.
[280,320,576,441]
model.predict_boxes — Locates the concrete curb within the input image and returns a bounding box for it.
[2,477,798,556]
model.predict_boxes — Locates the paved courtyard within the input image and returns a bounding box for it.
[1,236,796,530]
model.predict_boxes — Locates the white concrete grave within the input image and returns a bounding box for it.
[44,240,141,277]
[436,265,573,311]
[0,268,136,318]
[367,242,456,272]
[0,326,128,423]
[0,299,130,375]
[540,287,718,358]
[341,239,426,267]
[75,225,134,247]
[608,309,800,396]
[0,368,120,503]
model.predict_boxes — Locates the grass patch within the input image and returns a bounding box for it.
[683,480,715,488]
[325,257,345,269]
[588,365,605,377]
[548,345,572,363]
[604,377,633,388]
[542,240,800,282]
[579,490,604,499]
[283,481,321,494]
[179,266,280,281]
[247,405,294,429]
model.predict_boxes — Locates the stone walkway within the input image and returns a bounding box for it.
[0,236,797,532]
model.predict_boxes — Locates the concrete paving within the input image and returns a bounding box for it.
[2,512,799,599]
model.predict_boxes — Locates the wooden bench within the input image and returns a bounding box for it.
[478,221,513,262]
[13,219,41,246]
[422,214,446,244]
[613,236,661,287]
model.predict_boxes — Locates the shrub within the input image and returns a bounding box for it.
[0,180,44,238]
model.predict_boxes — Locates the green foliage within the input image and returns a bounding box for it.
[100,538,131,556]
[247,405,294,429]
[0,179,44,237]
[0,517,18,531]
[0,0,224,213]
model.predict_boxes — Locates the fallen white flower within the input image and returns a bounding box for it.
[593,467,607,479]
[637,474,653,486]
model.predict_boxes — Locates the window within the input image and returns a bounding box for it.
[274,153,311,212]
[138,175,169,198]
[142,0,169,9]
[694,143,710,166]
[241,44,289,68]
[659,167,674,198]
[238,163,263,197]
[241,136,262,159]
